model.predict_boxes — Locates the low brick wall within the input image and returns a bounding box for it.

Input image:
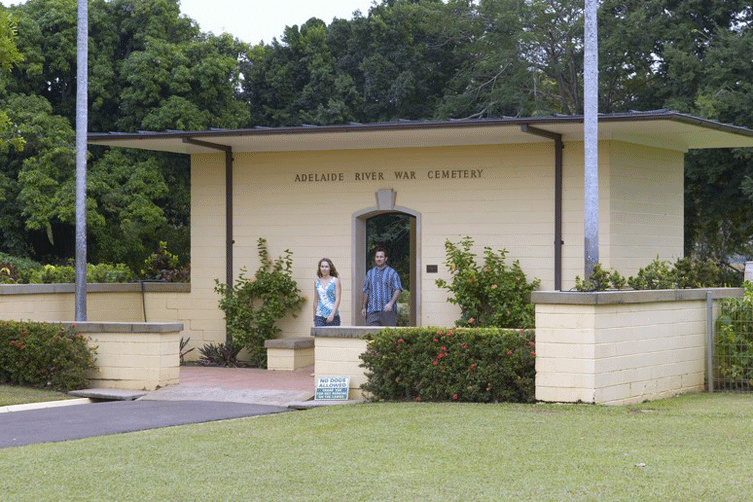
[264,337,314,370]
[311,327,384,400]
[532,288,743,405]
[61,322,183,391]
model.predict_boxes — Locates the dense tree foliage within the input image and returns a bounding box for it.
[0,0,752,270]
[0,0,247,269]
[0,10,24,154]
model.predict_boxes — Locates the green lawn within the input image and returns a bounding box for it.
[0,384,73,407]
[1,393,752,500]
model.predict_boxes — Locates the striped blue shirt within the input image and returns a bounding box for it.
[363,265,402,314]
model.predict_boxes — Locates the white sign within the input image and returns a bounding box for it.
[315,376,350,401]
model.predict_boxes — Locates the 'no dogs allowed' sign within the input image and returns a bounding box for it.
[315,376,350,401]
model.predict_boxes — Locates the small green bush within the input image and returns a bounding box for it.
[198,342,243,367]
[0,321,97,392]
[0,253,43,284]
[360,327,535,403]
[396,289,410,326]
[435,237,540,328]
[141,241,190,282]
[26,263,134,284]
[575,257,741,292]
[214,238,306,367]
[629,257,738,290]
[575,263,626,292]
[86,263,134,283]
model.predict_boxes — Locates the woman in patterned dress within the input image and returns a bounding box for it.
[313,258,341,326]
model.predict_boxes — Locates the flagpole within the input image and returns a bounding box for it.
[75,0,88,321]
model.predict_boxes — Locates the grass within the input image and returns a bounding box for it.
[0,384,73,407]
[1,392,752,500]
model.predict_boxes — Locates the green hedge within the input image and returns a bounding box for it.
[0,257,134,284]
[0,321,97,392]
[360,327,535,403]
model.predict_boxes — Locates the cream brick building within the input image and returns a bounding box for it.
[90,112,753,351]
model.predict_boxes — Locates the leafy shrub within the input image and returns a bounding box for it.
[575,257,741,292]
[27,262,134,284]
[629,257,738,290]
[715,282,753,389]
[627,257,684,290]
[396,289,410,326]
[0,252,43,284]
[435,237,540,328]
[575,263,626,292]
[0,321,97,391]
[360,327,535,403]
[86,263,134,283]
[141,241,190,282]
[0,252,145,284]
[198,342,243,367]
[214,238,306,367]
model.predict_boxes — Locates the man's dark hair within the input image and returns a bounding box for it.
[374,247,387,257]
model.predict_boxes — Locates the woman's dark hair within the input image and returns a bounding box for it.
[317,258,339,278]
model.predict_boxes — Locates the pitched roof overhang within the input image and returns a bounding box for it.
[88,111,753,155]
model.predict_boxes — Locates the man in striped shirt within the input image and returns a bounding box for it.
[361,248,403,326]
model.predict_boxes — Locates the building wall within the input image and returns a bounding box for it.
[189,141,686,344]
[558,141,685,283]
[607,142,685,275]
[189,154,228,348]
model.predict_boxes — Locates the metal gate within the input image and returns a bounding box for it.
[712,294,753,392]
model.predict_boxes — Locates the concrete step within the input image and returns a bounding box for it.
[68,389,148,401]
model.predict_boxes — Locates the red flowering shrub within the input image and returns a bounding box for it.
[360,327,535,403]
[0,321,97,391]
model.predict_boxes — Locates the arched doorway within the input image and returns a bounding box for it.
[353,193,420,326]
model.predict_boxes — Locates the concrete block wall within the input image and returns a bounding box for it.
[0,283,198,356]
[532,288,742,405]
[311,327,378,400]
[60,322,183,391]
[264,338,314,370]
[0,283,190,322]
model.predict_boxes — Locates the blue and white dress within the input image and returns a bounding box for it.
[315,277,340,326]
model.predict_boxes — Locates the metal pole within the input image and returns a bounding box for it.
[75,0,88,321]
[583,0,599,278]
[707,291,714,392]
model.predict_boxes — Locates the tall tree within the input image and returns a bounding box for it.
[0,8,24,154]
[679,6,753,262]
[241,17,363,126]
[0,94,75,259]
[0,0,248,268]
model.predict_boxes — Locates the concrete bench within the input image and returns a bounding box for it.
[264,337,314,371]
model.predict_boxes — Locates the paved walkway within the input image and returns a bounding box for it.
[141,365,317,406]
[0,365,327,449]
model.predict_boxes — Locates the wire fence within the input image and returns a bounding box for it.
[714,297,753,392]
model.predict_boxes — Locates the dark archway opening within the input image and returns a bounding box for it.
[365,212,415,326]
